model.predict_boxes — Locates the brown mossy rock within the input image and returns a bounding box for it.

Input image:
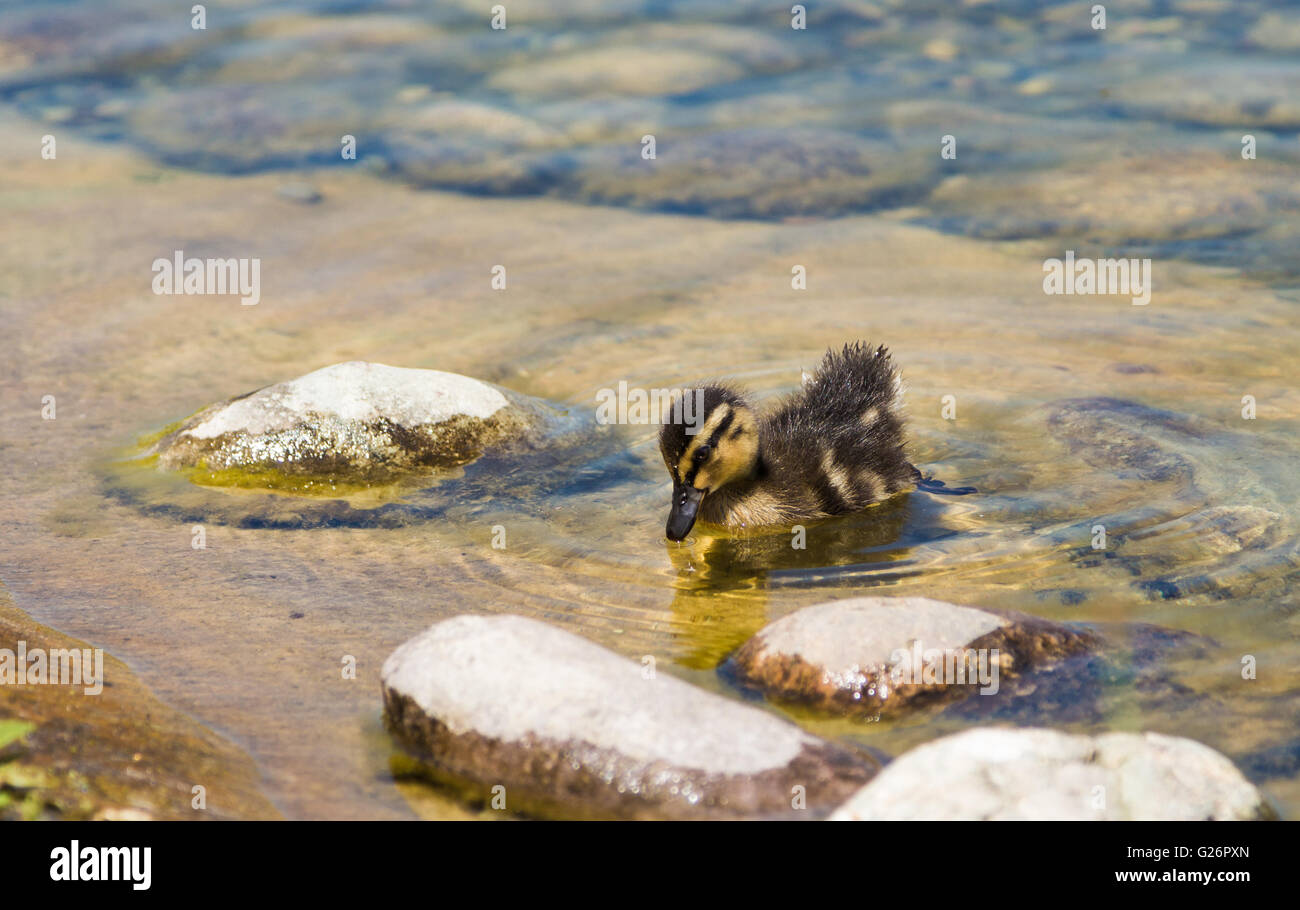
[726,597,1097,717]
[0,585,278,820]
[147,361,551,487]
[381,615,877,820]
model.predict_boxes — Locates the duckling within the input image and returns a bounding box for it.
[658,342,918,541]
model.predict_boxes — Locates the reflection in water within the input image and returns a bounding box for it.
[664,494,916,588]
[661,495,916,664]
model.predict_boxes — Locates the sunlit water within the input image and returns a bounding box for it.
[1,1,1298,818]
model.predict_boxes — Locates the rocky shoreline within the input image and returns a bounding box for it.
[381,605,1270,821]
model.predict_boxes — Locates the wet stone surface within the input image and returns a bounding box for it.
[830,727,1274,821]
[147,361,554,488]
[725,597,1097,718]
[381,615,877,819]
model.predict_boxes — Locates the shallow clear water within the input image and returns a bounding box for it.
[1,1,1298,818]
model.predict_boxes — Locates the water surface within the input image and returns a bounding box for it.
[0,1,1297,818]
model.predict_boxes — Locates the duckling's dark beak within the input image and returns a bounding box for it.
[666,483,705,541]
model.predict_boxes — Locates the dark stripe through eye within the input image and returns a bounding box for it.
[703,409,735,451]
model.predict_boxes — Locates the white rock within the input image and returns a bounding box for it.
[830,727,1270,821]
[729,596,1093,715]
[151,361,544,482]
[382,615,875,819]
[747,597,1007,672]
[184,361,509,439]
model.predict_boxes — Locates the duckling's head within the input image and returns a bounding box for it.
[658,385,759,541]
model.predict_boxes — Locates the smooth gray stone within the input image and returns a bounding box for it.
[831,727,1272,820]
[150,361,545,483]
[728,597,1094,716]
[382,615,876,819]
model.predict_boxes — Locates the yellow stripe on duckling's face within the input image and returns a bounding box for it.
[679,404,759,493]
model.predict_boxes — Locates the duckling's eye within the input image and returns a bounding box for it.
[694,445,711,463]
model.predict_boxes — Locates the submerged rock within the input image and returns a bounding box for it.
[563,127,937,219]
[923,149,1300,246]
[127,82,381,172]
[149,361,549,487]
[1114,61,1300,129]
[726,597,1095,717]
[486,46,746,98]
[830,727,1273,821]
[1045,397,1198,484]
[275,181,322,204]
[381,615,876,820]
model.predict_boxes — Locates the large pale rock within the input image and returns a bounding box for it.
[566,127,936,219]
[381,615,876,820]
[831,727,1273,821]
[727,597,1095,717]
[150,361,547,485]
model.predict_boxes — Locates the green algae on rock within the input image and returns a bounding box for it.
[726,597,1097,718]
[147,361,552,490]
[830,727,1274,821]
[381,615,877,820]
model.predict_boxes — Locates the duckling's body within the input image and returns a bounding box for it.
[658,342,918,540]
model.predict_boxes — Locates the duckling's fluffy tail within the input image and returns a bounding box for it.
[758,341,916,504]
[808,342,905,419]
